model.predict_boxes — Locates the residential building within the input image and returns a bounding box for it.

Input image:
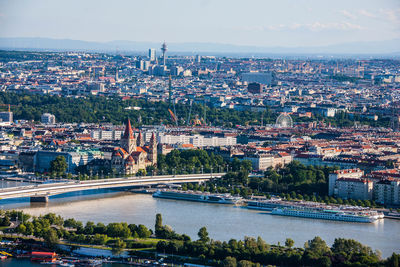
[41,113,56,124]
[374,179,400,205]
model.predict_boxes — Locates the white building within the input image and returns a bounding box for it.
[158,133,236,147]
[149,48,156,62]
[320,108,336,117]
[41,113,56,124]
[334,178,374,200]
[374,179,400,205]
[244,152,292,171]
[90,129,123,140]
[328,169,364,196]
[0,112,13,125]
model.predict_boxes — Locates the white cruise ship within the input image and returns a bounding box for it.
[271,206,384,223]
[153,189,243,204]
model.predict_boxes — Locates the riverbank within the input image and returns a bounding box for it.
[0,211,398,267]
[0,191,399,258]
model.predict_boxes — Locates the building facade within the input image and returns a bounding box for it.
[41,113,56,124]
[334,178,374,200]
[374,179,400,205]
[0,112,13,125]
[111,119,157,175]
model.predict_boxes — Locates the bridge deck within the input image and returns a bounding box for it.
[0,173,225,200]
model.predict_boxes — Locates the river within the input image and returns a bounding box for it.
[0,189,399,258]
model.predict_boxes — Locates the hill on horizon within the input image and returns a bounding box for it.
[0,37,399,57]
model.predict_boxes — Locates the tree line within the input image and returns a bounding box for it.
[0,91,388,128]
[0,92,274,127]
[154,214,398,267]
[1,210,399,266]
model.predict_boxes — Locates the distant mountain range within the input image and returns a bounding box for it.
[0,37,399,57]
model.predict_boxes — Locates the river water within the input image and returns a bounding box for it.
[0,189,399,258]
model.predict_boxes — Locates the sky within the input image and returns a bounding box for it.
[0,0,399,47]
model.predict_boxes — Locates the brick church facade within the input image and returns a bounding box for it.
[111,119,157,175]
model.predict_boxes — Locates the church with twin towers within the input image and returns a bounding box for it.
[111,119,157,175]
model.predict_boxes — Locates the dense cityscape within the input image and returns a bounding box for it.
[0,0,400,266]
[0,45,399,266]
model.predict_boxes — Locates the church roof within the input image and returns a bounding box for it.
[122,119,134,140]
[126,155,134,163]
[136,146,145,152]
[130,151,143,157]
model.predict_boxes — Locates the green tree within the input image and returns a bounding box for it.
[222,256,237,267]
[16,223,26,234]
[84,221,95,235]
[285,238,295,248]
[115,238,126,249]
[106,223,131,238]
[136,224,151,238]
[198,226,210,243]
[331,238,380,265]
[136,169,146,176]
[303,236,331,266]
[155,213,163,237]
[238,260,253,267]
[0,215,10,226]
[43,228,59,247]
[50,156,68,175]
[25,221,34,235]
[386,253,399,267]
[93,234,108,245]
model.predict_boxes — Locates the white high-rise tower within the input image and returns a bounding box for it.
[149,48,156,62]
[161,42,167,66]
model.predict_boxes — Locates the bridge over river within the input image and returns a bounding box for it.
[0,173,225,202]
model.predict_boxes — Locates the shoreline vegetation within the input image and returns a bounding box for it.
[0,210,399,266]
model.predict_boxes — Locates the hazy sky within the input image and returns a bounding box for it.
[0,0,399,47]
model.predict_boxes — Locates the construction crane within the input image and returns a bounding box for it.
[186,100,193,126]
[167,75,179,127]
[192,114,202,126]
[0,104,12,112]
[203,99,207,126]
[168,108,178,126]
[0,251,12,256]
[168,75,172,106]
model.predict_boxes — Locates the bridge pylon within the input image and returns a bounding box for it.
[30,195,49,203]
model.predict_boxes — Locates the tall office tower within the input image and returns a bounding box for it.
[195,55,201,63]
[161,42,167,66]
[149,48,156,62]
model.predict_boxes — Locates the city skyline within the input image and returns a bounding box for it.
[0,0,399,49]
[0,0,400,264]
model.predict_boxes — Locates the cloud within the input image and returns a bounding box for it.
[265,22,363,32]
[358,9,378,19]
[340,10,357,20]
[379,8,400,24]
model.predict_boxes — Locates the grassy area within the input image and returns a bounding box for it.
[59,237,163,252]
[59,241,113,251]
[125,238,162,245]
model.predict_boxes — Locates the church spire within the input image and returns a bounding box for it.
[148,132,157,165]
[137,131,144,147]
[123,119,134,140]
[121,118,136,154]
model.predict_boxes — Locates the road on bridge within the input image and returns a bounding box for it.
[0,173,226,201]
